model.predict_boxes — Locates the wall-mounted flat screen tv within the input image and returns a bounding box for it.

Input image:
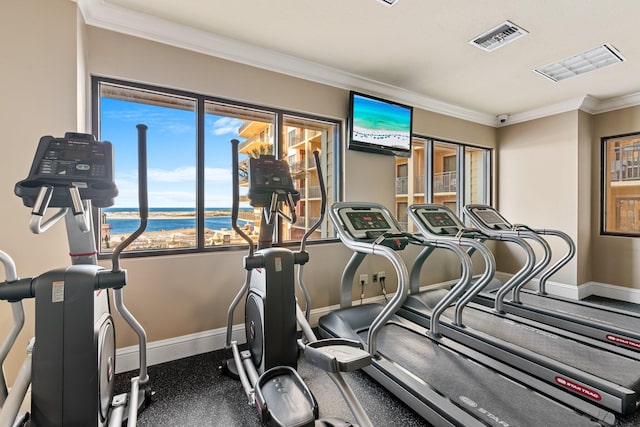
[348,91,413,157]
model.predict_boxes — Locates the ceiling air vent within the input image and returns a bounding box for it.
[534,44,625,82]
[470,21,528,52]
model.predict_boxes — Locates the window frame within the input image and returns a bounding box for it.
[395,135,492,230]
[91,76,342,258]
[600,131,640,237]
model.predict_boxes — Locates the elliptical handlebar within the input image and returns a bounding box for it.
[230,139,255,255]
[28,185,68,234]
[112,124,149,272]
[297,150,327,321]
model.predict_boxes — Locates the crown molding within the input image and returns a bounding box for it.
[593,92,640,114]
[76,0,640,128]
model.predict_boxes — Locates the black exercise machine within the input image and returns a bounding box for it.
[224,141,372,427]
[0,126,151,426]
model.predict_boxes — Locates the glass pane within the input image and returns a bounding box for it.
[433,142,458,213]
[204,101,276,246]
[394,139,424,232]
[603,134,640,234]
[98,83,197,252]
[281,115,338,242]
[465,146,489,205]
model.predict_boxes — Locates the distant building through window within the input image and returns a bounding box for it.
[602,132,640,236]
[395,137,490,231]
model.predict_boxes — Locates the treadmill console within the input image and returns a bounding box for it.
[414,207,463,236]
[14,133,117,208]
[468,207,512,231]
[337,207,400,240]
[247,155,300,208]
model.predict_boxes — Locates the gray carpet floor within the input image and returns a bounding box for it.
[115,295,640,426]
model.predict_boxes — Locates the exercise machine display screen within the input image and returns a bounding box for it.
[247,155,299,207]
[415,208,462,236]
[422,211,456,228]
[15,133,117,207]
[338,207,399,240]
[346,211,391,231]
[474,209,511,229]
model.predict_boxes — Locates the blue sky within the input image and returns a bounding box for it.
[101,98,247,208]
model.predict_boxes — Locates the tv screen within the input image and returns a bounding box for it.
[348,91,413,157]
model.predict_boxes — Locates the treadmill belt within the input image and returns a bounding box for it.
[446,306,640,392]
[358,323,600,427]
[518,292,640,330]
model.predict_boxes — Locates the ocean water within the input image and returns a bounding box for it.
[352,94,411,132]
[103,208,252,234]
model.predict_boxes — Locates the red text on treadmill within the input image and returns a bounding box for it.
[554,376,602,401]
[605,334,640,350]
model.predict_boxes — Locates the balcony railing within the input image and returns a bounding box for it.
[288,129,322,147]
[434,171,457,193]
[396,177,408,194]
[294,216,321,228]
[612,144,640,182]
[414,175,425,194]
[298,186,322,199]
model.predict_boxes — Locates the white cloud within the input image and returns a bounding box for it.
[204,167,232,182]
[148,167,196,182]
[211,117,244,136]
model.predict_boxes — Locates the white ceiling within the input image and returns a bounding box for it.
[77,0,640,126]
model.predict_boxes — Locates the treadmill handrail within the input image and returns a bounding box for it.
[534,228,576,294]
[406,205,498,328]
[424,241,473,336]
[463,204,546,312]
[329,202,409,356]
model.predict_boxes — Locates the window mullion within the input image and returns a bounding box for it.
[425,139,434,203]
[456,145,465,218]
[196,97,206,249]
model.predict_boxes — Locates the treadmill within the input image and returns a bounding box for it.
[463,204,640,353]
[402,203,640,416]
[318,202,614,426]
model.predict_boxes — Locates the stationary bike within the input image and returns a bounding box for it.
[0,126,151,426]
[224,140,372,427]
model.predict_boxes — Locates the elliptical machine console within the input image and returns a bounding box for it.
[0,126,151,427]
[15,132,117,209]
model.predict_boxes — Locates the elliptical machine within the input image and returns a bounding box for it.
[224,140,372,427]
[0,126,151,426]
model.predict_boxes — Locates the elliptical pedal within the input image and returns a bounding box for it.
[303,339,371,374]
[255,367,318,427]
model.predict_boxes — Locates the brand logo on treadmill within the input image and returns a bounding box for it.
[459,396,510,426]
[459,396,478,408]
[605,334,640,350]
[555,377,602,401]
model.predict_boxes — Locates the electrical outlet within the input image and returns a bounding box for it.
[359,274,368,285]
[372,273,378,283]
[378,271,386,280]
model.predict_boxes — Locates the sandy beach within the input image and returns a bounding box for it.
[352,125,410,147]
[101,209,258,250]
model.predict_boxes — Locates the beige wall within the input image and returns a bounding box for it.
[591,106,640,287]
[0,0,496,382]
[0,0,82,383]
[497,106,640,290]
[496,112,581,285]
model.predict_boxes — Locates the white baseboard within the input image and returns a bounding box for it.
[116,296,386,373]
[116,277,640,373]
[578,281,640,304]
[116,324,245,374]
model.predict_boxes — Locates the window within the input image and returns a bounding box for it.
[93,77,339,255]
[601,132,640,236]
[395,137,490,231]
